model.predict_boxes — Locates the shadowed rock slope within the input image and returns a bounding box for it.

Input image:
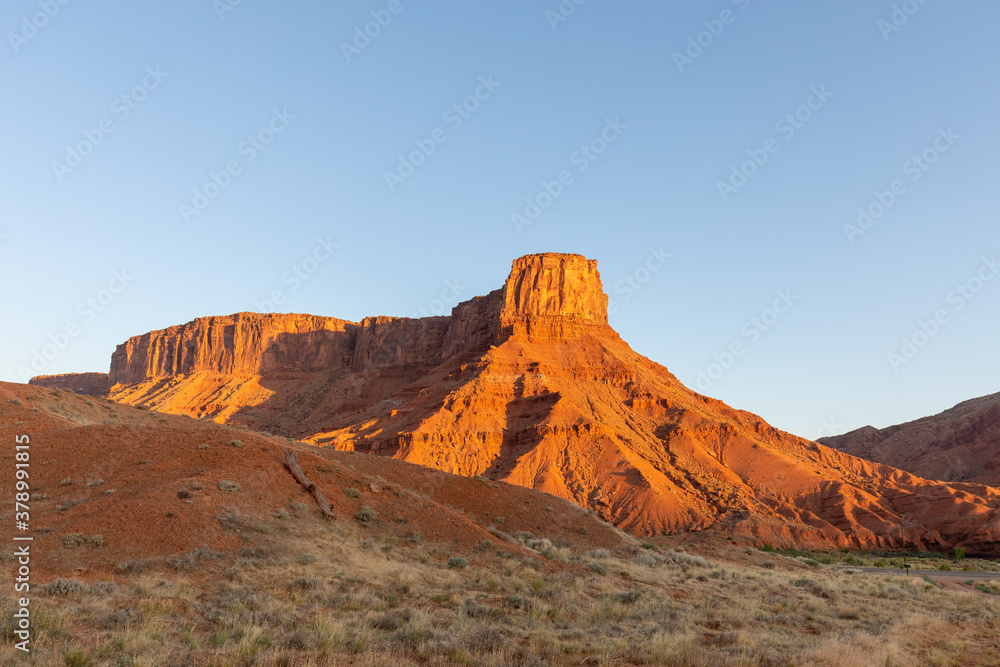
[820,393,1000,486]
[43,253,1000,554]
[0,381,626,578]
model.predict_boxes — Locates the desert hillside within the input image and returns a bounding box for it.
[4,381,1000,666]
[820,393,1000,485]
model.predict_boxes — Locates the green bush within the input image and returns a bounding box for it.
[952,546,966,561]
[448,556,469,569]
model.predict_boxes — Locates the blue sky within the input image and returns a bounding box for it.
[1,1,998,440]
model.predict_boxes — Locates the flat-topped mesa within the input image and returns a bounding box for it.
[103,253,613,389]
[108,313,358,386]
[29,372,109,396]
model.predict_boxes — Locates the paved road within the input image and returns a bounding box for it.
[839,566,1000,582]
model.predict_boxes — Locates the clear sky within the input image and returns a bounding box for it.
[2,1,998,440]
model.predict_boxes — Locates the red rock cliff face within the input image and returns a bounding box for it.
[108,314,356,385]
[95,253,1000,555]
[29,372,109,396]
[500,253,609,333]
[108,253,609,388]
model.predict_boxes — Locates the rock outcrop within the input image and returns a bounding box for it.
[820,393,1000,486]
[29,372,109,396]
[58,253,1000,554]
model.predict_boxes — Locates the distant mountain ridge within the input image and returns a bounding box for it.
[820,393,1000,486]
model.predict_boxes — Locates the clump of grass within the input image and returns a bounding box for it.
[198,444,209,450]
[448,557,469,569]
[217,511,245,531]
[292,577,320,591]
[87,535,104,547]
[218,480,240,493]
[344,487,362,498]
[85,479,105,488]
[228,439,243,448]
[615,590,642,605]
[589,562,607,575]
[668,549,709,567]
[297,554,317,565]
[41,578,88,595]
[63,650,92,667]
[114,559,153,575]
[59,477,73,486]
[62,534,86,549]
[354,506,378,526]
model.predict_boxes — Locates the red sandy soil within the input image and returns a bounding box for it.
[821,393,1000,486]
[0,381,627,580]
[34,253,1000,556]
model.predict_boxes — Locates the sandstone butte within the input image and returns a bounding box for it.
[33,253,1000,555]
[820,392,1000,487]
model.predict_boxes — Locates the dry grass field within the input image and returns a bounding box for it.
[4,506,1000,666]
